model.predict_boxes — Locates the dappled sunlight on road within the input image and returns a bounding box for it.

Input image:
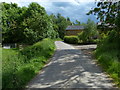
[26,41,115,88]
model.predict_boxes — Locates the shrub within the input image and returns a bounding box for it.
[2,38,55,89]
[78,31,99,44]
[78,31,87,43]
[64,36,79,44]
[94,30,120,87]
[95,50,120,86]
[20,38,55,61]
[100,33,107,40]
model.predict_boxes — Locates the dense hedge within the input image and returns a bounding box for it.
[2,38,55,89]
[64,36,79,44]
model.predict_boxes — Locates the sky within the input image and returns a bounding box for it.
[1,0,99,23]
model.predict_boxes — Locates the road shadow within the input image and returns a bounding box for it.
[26,49,115,88]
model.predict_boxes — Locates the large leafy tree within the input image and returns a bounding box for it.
[56,13,72,39]
[87,2,120,32]
[20,2,58,43]
[50,13,72,39]
[87,1,120,46]
[2,2,23,43]
[1,2,58,44]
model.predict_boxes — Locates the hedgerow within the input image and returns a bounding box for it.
[64,36,79,44]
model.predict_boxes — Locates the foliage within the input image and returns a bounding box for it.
[1,2,58,44]
[87,2,120,87]
[50,13,72,39]
[78,31,87,43]
[20,38,55,60]
[64,36,79,44]
[78,19,98,43]
[87,2,120,32]
[94,30,120,87]
[2,38,55,89]
[74,20,81,25]
[1,2,23,43]
[99,33,107,40]
[53,38,63,41]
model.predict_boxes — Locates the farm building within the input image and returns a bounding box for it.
[65,25,85,36]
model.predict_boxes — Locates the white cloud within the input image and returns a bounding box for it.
[1,0,96,4]
[1,0,97,22]
[2,0,19,3]
[1,0,96,7]
[74,0,95,3]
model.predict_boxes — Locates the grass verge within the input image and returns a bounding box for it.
[94,31,120,87]
[2,38,55,89]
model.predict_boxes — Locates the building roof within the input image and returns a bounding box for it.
[66,25,85,30]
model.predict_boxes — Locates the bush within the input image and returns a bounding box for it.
[78,31,99,44]
[95,50,120,86]
[94,30,120,87]
[78,32,87,43]
[64,36,79,44]
[20,38,55,60]
[2,38,55,89]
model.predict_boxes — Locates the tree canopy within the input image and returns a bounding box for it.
[1,2,73,44]
[78,19,98,42]
[50,13,72,39]
[87,2,120,32]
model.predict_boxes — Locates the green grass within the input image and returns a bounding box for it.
[2,38,55,89]
[95,49,120,87]
[53,38,63,41]
[94,31,120,87]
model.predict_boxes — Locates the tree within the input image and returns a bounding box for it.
[87,2,120,32]
[86,19,98,38]
[67,17,70,21]
[78,19,98,42]
[2,2,24,43]
[75,20,81,25]
[57,14,72,39]
[87,1,120,45]
[50,13,72,39]
[22,2,59,43]
[2,2,58,44]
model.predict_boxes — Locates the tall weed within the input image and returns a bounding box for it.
[2,38,55,89]
[95,30,120,87]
